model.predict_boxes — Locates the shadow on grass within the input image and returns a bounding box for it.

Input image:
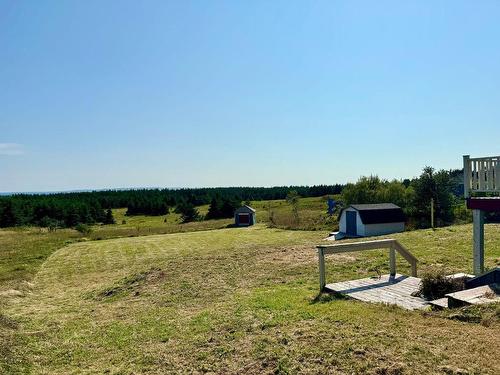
[310,291,348,304]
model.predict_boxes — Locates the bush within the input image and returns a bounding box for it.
[418,270,465,300]
[38,216,60,231]
[75,223,92,236]
[453,204,472,224]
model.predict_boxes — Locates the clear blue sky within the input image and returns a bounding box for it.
[1,1,500,192]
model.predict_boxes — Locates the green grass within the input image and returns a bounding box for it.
[0,205,229,293]
[103,196,338,235]
[87,196,336,241]
[89,206,230,240]
[0,228,81,292]
[1,223,499,374]
[0,195,330,296]
[250,196,339,231]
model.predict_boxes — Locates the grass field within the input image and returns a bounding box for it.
[83,196,335,240]
[0,197,330,293]
[1,221,499,374]
[251,196,339,231]
[89,206,232,240]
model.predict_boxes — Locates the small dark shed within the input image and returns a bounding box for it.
[234,205,256,227]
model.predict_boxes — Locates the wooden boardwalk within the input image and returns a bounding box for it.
[325,274,429,310]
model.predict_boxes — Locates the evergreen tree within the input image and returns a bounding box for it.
[103,209,116,224]
[205,197,222,220]
[0,200,17,227]
[205,196,239,220]
[177,202,199,223]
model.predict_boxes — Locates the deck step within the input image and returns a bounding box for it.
[446,284,500,308]
[465,268,500,289]
[428,297,449,309]
[325,274,428,310]
[327,232,346,241]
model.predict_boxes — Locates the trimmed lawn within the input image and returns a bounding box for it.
[1,224,499,374]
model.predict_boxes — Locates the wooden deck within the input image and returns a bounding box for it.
[325,274,429,310]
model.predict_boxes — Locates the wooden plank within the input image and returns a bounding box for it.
[469,155,500,161]
[344,287,425,310]
[389,247,396,276]
[463,155,471,197]
[446,284,499,307]
[487,160,493,190]
[325,274,428,310]
[496,162,500,190]
[318,239,395,254]
[316,239,419,292]
[472,209,484,275]
[318,248,326,291]
[392,242,418,276]
[478,161,484,191]
[428,297,448,309]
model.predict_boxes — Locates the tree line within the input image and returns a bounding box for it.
[0,185,343,228]
[340,167,467,228]
[0,195,116,229]
[2,169,484,229]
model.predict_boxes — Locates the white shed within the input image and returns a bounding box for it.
[338,203,405,237]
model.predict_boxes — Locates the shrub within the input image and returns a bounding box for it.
[286,190,300,226]
[418,269,465,300]
[75,223,92,236]
[38,216,60,231]
[453,204,472,224]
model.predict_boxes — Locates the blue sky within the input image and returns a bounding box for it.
[1,1,500,192]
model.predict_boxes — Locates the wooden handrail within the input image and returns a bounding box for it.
[316,239,418,292]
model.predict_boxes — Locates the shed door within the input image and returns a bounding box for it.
[238,213,250,224]
[346,211,357,236]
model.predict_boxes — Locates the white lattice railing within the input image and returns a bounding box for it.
[463,155,500,197]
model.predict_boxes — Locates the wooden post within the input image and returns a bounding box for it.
[318,248,326,292]
[410,261,417,277]
[430,198,434,229]
[472,209,484,275]
[463,155,470,198]
[389,245,396,277]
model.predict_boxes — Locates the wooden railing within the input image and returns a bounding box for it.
[463,155,500,197]
[316,239,418,292]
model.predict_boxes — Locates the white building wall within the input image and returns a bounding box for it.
[363,222,405,237]
[339,208,365,236]
[339,208,404,237]
[356,212,365,236]
[339,211,346,232]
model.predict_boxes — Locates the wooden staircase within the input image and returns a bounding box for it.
[428,269,500,309]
